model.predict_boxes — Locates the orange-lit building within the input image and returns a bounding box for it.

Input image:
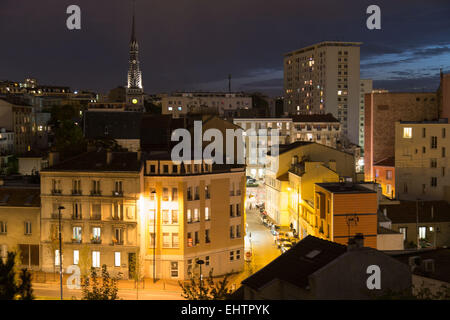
[312,183,378,248]
[373,157,395,199]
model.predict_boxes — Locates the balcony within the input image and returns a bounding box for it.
[72,214,82,220]
[51,189,62,195]
[112,191,123,197]
[112,215,123,221]
[236,190,241,196]
[194,194,200,200]
[71,190,82,196]
[90,190,102,196]
[90,214,102,220]
[230,191,235,196]
[71,238,82,244]
[91,238,102,244]
[205,192,210,199]
[111,240,124,246]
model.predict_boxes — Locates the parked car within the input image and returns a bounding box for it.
[280,241,294,253]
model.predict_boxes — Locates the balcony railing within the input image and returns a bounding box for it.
[71,238,82,244]
[72,214,82,220]
[111,240,124,246]
[91,238,102,244]
[194,194,200,200]
[236,190,241,196]
[90,214,102,220]
[112,191,123,197]
[71,190,82,195]
[51,189,62,195]
[230,191,235,196]
[90,190,102,196]
[112,215,123,221]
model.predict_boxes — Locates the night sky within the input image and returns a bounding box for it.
[1,0,450,96]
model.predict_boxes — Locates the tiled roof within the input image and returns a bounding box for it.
[374,157,395,167]
[380,201,450,224]
[241,236,347,290]
[42,151,142,172]
[291,113,339,123]
[0,187,40,207]
[391,249,450,283]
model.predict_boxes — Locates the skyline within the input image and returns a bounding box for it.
[1,0,450,96]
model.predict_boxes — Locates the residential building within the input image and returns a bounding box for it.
[142,151,245,280]
[0,187,41,270]
[233,118,291,179]
[380,201,450,248]
[0,98,33,154]
[373,156,395,199]
[364,92,438,182]
[240,235,411,299]
[395,120,450,201]
[291,113,341,148]
[392,249,450,297]
[39,151,142,277]
[162,92,252,118]
[0,128,14,155]
[265,142,355,226]
[284,41,361,144]
[359,79,373,148]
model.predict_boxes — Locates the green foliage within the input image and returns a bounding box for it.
[81,265,119,300]
[0,251,34,300]
[179,269,233,300]
[78,244,92,278]
[53,120,86,159]
[5,156,18,175]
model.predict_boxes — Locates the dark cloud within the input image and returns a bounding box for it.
[1,0,450,95]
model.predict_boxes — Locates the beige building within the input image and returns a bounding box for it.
[0,187,41,269]
[291,114,341,148]
[162,92,252,118]
[39,151,142,278]
[141,152,246,280]
[395,120,450,201]
[284,41,361,144]
[0,98,33,154]
[265,142,355,226]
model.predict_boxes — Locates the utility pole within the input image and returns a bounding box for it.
[58,205,65,300]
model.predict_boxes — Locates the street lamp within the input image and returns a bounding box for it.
[151,190,157,283]
[196,259,205,283]
[58,205,65,300]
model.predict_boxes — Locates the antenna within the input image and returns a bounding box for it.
[228,74,231,93]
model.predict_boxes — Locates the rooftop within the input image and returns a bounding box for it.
[374,156,395,167]
[0,187,40,207]
[380,201,450,224]
[42,151,142,172]
[316,182,377,194]
[291,113,339,123]
[241,236,347,290]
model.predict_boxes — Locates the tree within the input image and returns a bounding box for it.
[53,120,86,159]
[0,251,34,300]
[81,265,119,300]
[17,269,34,300]
[78,244,92,279]
[0,252,18,300]
[179,269,233,300]
[129,248,145,299]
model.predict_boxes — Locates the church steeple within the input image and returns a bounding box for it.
[126,0,144,111]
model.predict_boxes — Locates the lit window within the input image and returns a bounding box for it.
[73,250,79,265]
[114,252,121,267]
[92,251,100,268]
[403,127,412,138]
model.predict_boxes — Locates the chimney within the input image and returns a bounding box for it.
[106,150,113,165]
[48,151,59,167]
[347,233,364,251]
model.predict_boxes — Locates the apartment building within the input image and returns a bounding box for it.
[373,157,395,199]
[0,128,14,155]
[233,118,291,179]
[0,187,41,269]
[284,41,361,144]
[39,151,142,278]
[364,92,438,182]
[395,120,450,201]
[0,98,33,154]
[265,142,355,226]
[142,152,245,280]
[162,92,252,118]
[291,114,341,148]
[359,80,373,148]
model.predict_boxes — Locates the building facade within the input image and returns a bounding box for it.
[284,41,361,144]
[0,99,33,154]
[141,154,246,280]
[39,151,142,278]
[395,120,450,201]
[359,79,373,148]
[291,114,341,148]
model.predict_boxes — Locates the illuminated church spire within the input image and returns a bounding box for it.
[126,0,144,111]
[127,0,143,89]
